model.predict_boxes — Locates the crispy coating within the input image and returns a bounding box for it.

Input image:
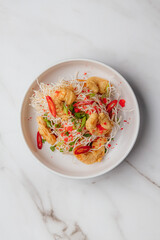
[37,116,56,145]
[57,87,76,105]
[74,137,107,164]
[86,76,109,94]
[85,113,98,133]
[86,112,113,136]
[50,87,76,120]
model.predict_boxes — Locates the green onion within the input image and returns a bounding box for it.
[77,128,82,132]
[74,112,86,119]
[77,116,86,132]
[65,131,69,136]
[44,113,48,116]
[50,146,56,152]
[42,139,46,143]
[83,133,92,137]
[55,123,61,128]
[105,148,107,153]
[69,147,73,152]
[89,93,95,98]
[111,138,114,141]
[63,103,68,115]
[69,138,78,146]
[68,103,74,113]
[60,148,64,152]
[43,118,52,128]
[81,116,86,128]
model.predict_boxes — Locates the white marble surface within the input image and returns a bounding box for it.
[0,0,160,239]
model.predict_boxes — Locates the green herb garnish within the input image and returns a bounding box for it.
[69,138,78,146]
[60,148,64,152]
[65,131,69,136]
[69,147,73,152]
[55,123,61,128]
[44,113,48,116]
[105,148,107,153]
[63,103,68,115]
[42,139,46,143]
[50,146,56,152]
[83,133,92,137]
[68,103,74,113]
[88,93,96,98]
[43,118,52,128]
[74,112,86,119]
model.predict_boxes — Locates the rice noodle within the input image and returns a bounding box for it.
[30,75,124,154]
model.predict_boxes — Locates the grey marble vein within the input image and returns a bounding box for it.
[126,160,160,189]
[21,173,87,240]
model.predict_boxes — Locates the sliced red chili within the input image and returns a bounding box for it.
[74,108,80,113]
[37,131,42,149]
[74,145,90,155]
[102,98,107,104]
[106,100,118,112]
[46,96,56,117]
[73,101,94,107]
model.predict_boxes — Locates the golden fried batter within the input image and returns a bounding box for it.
[86,76,109,94]
[86,112,113,136]
[74,137,107,164]
[57,87,76,105]
[37,116,56,145]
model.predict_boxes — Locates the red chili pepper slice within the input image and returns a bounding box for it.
[46,96,56,117]
[74,145,90,155]
[37,131,42,149]
[73,101,94,107]
[106,100,118,112]
[97,124,106,131]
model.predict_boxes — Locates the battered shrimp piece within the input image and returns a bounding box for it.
[99,113,113,133]
[74,137,107,164]
[57,87,76,105]
[85,113,98,134]
[86,77,109,94]
[53,98,68,121]
[50,87,76,120]
[86,113,113,136]
[37,116,56,145]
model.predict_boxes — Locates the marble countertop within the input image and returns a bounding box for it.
[1,0,160,239]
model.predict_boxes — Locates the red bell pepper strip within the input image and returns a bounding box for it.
[46,96,56,117]
[106,100,117,112]
[37,131,42,149]
[74,145,90,155]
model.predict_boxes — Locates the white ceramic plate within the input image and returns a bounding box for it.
[21,59,140,179]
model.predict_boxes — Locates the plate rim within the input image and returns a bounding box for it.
[20,58,140,179]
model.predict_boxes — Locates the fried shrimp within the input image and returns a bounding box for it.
[56,87,76,105]
[37,116,56,145]
[74,138,107,164]
[86,76,109,94]
[86,112,113,136]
